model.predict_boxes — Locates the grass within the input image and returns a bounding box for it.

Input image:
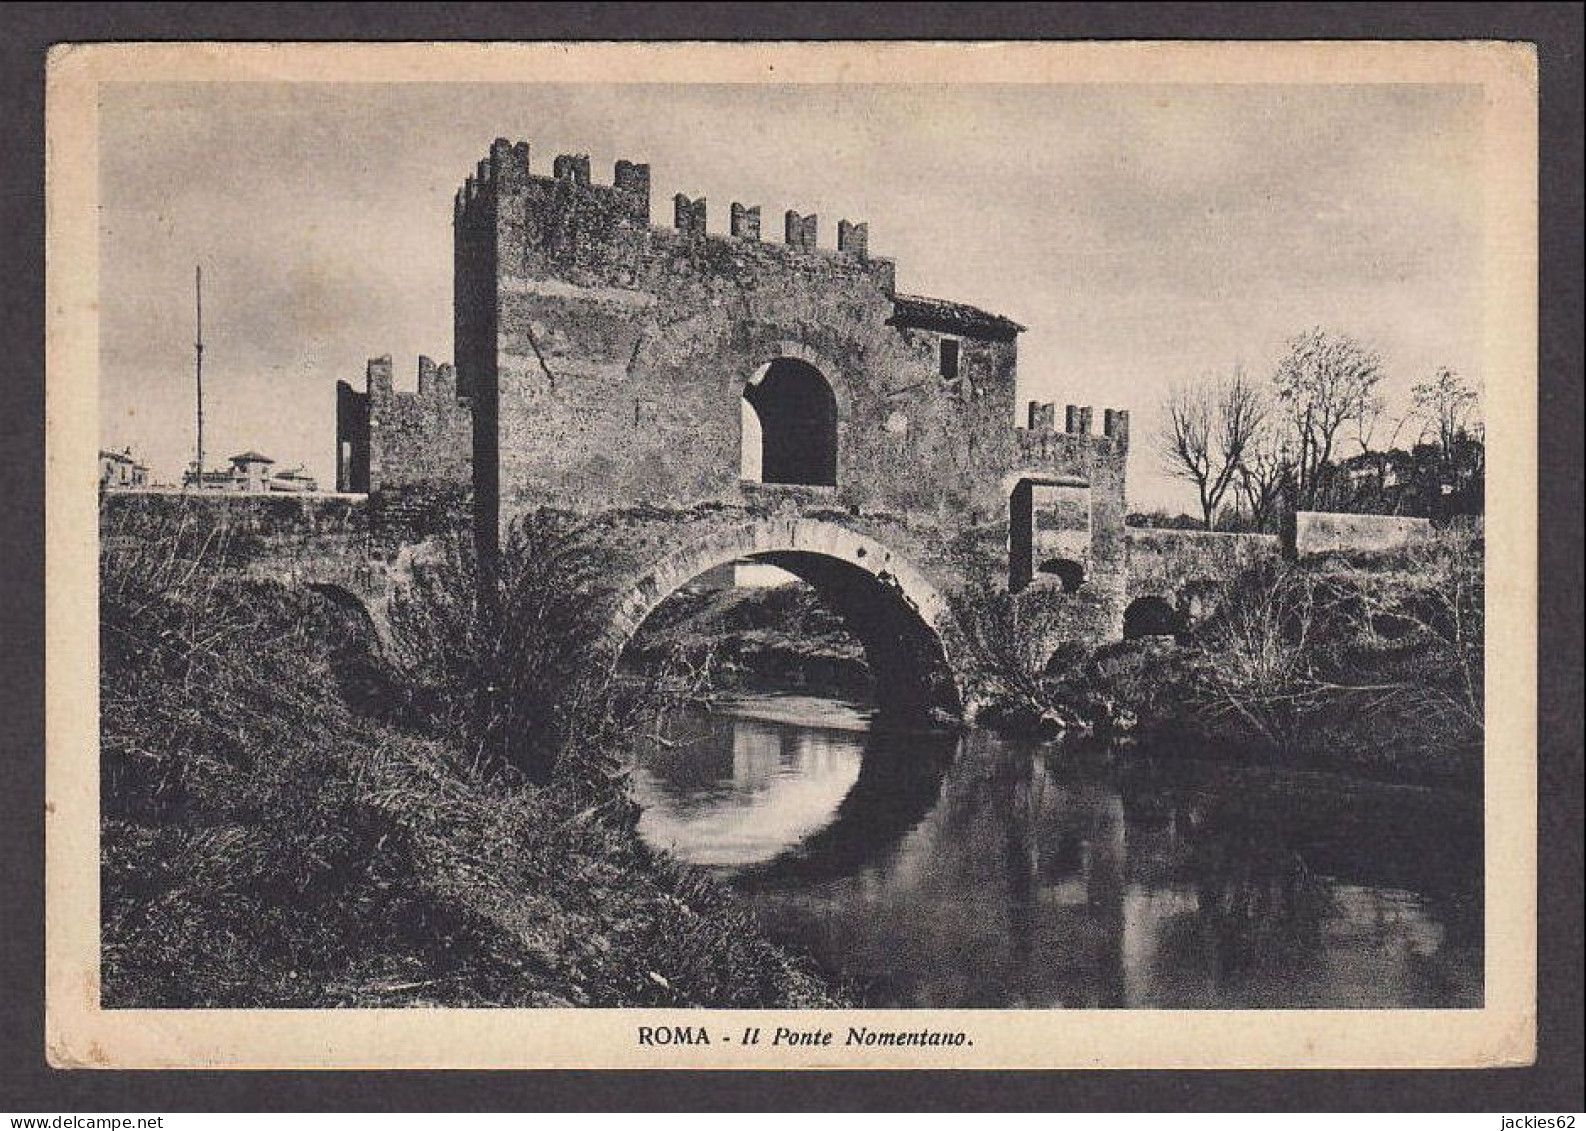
[99,510,841,1009]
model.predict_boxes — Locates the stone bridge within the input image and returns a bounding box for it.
[602,512,967,720]
[104,138,1286,725]
[97,489,453,640]
[99,484,1279,728]
[1123,527,1282,637]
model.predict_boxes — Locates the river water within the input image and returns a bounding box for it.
[632,693,1483,1009]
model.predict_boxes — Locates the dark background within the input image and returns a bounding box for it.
[2,3,1580,1112]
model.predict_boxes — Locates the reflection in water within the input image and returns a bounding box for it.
[635,702,866,867]
[632,695,1483,1009]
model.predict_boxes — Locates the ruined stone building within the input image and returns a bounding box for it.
[181,451,321,494]
[336,137,1131,612]
[337,355,471,494]
[290,138,1294,718]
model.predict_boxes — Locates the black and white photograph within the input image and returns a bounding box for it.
[43,39,1541,1070]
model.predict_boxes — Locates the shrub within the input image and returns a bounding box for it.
[1185,525,1484,774]
[957,524,1485,781]
[1189,562,1318,746]
[385,509,698,796]
[99,510,842,1008]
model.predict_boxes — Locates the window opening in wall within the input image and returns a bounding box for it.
[741,357,838,487]
[939,338,960,381]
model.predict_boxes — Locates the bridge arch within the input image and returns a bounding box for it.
[306,581,376,624]
[609,518,964,725]
[1037,556,1086,592]
[303,579,393,651]
[1123,595,1184,640]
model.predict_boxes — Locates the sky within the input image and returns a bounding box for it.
[99,81,1485,510]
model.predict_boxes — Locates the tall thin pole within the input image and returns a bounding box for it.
[194,265,204,489]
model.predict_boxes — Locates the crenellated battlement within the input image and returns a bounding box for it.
[673,193,707,237]
[1018,400,1129,444]
[337,354,473,496]
[552,152,591,184]
[784,210,819,250]
[838,219,869,258]
[1014,400,1129,470]
[730,202,761,239]
[454,137,878,263]
[362,354,466,407]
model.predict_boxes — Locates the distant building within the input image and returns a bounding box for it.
[269,466,319,493]
[228,451,276,491]
[175,451,317,493]
[183,466,235,491]
[99,448,149,490]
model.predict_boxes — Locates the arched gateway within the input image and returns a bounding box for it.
[326,140,1139,725]
[606,518,964,725]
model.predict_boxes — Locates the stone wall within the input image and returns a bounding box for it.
[1126,527,1282,623]
[101,489,369,538]
[98,490,466,641]
[453,137,1131,628]
[338,355,473,495]
[100,490,376,595]
[1290,510,1433,558]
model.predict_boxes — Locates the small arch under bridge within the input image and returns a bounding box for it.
[601,515,966,726]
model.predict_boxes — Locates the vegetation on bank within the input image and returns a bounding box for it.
[635,523,1487,787]
[99,489,1485,1006]
[970,525,1486,785]
[99,510,840,1008]
[623,579,874,702]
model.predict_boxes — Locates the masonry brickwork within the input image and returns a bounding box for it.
[321,137,1155,718]
[337,354,472,494]
[450,137,1129,595]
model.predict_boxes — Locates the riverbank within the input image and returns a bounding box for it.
[99,521,841,1008]
[1022,532,1485,788]
[638,530,1485,790]
[623,580,874,701]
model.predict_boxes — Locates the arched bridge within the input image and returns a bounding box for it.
[1122,527,1282,639]
[601,514,966,724]
[99,488,1285,725]
[104,138,1293,727]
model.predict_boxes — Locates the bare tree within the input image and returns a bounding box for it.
[1411,367,1480,458]
[1271,327,1385,510]
[1157,366,1266,530]
[1235,425,1292,533]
